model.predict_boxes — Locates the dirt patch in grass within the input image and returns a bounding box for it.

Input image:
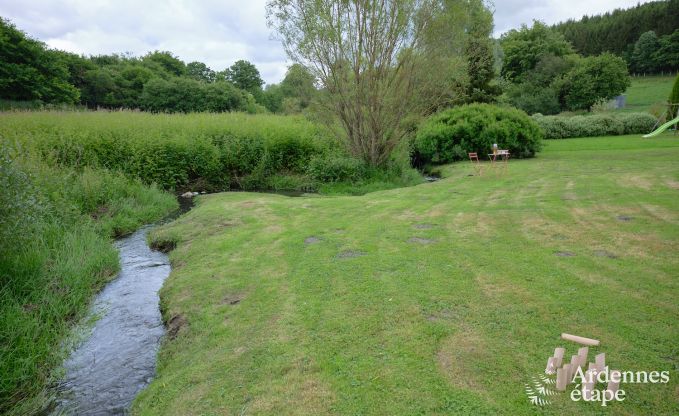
[642,204,679,225]
[617,215,634,222]
[304,236,322,244]
[335,250,366,259]
[618,174,653,190]
[407,237,436,244]
[437,326,490,393]
[265,224,284,234]
[593,249,618,259]
[555,251,576,257]
[664,179,679,190]
[426,204,447,218]
[396,209,424,221]
[221,293,245,305]
[486,189,507,206]
[413,223,436,230]
[248,362,334,414]
[449,212,493,238]
[426,309,460,322]
[474,273,538,305]
[166,314,187,339]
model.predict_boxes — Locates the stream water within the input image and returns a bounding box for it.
[53,226,171,415]
[52,191,301,414]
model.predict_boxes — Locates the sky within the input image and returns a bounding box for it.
[0,0,654,85]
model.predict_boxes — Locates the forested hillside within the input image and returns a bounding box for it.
[553,0,679,74]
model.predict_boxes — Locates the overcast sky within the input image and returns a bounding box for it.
[0,0,654,85]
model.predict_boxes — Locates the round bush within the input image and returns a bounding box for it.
[414,104,543,164]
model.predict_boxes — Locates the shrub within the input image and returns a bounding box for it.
[414,104,543,164]
[264,134,318,173]
[567,115,625,137]
[668,74,679,120]
[530,114,571,139]
[533,112,657,139]
[307,154,366,183]
[505,83,561,115]
[615,113,657,134]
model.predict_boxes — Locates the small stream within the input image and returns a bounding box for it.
[52,191,301,414]
[54,226,171,415]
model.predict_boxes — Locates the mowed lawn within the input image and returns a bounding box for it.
[613,74,676,114]
[136,134,679,415]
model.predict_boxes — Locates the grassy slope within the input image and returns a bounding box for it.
[138,134,679,415]
[613,75,676,114]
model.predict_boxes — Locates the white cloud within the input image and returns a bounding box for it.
[0,0,657,83]
[492,0,656,37]
[0,0,289,84]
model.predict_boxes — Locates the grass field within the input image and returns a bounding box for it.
[614,75,677,114]
[136,133,679,415]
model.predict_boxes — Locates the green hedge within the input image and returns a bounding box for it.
[532,112,657,139]
[413,104,543,165]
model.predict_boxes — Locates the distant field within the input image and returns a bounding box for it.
[614,75,676,114]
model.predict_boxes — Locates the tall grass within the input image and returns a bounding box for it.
[0,111,344,191]
[0,142,177,413]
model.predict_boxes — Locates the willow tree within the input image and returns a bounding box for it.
[267,0,464,166]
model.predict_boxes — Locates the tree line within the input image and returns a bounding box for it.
[0,17,316,113]
[553,0,679,74]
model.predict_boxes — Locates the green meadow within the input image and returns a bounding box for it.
[137,133,679,415]
[614,75,677,114]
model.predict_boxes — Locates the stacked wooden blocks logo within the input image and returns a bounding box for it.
[545,333,621,400]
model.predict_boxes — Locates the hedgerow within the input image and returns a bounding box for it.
[532,112,657,139]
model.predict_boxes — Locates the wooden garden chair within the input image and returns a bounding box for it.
[468,152,482,176]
